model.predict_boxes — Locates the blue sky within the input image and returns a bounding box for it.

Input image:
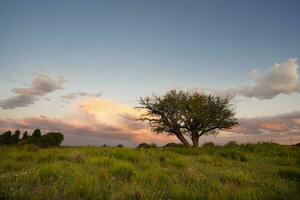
[0,0,300,145]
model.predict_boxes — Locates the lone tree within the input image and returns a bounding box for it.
[138,90,238,148]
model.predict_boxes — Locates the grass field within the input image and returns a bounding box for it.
[0,143,299,200]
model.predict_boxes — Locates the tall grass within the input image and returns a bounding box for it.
[0,143,299,199]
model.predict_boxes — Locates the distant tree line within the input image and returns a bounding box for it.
[0,129,64,148]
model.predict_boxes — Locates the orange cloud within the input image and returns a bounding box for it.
[0,98,177,146]
[81,98,140,128]
[261,122,288,132]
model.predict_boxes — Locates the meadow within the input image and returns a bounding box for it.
[0,143,299,200]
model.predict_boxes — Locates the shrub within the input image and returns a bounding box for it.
[150,143,157,148]
[0,129,64,148]
[0,131,13,145]
[163,143,185,148]
[0,130,21,145]
[202,142,215,147]
[225,140,238,147]
[137,143,151,148]
[35,132,64,148]
[32,129,42,138]
[117,144,123,147]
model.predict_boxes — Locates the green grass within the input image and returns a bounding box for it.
[0,143,299,200]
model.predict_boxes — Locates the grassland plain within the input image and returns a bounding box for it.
[0,143,299,200]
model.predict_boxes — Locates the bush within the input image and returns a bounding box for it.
[137,143,151,148]
[150,143,157,148]
[202,142,215,147]
[117,144,123,147]
[37,132,64,148]
[0,131,13,145]
[163,143,185,148]
[0,129,64,148]
[225,140,238,147]
[26,132,64,148]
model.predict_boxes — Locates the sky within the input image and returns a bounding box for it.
[0,0,300,146]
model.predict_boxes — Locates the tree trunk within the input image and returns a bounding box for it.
[192,134,199,148]
[176,133,191,147]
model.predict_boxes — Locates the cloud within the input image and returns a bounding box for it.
[0,95,37,109]
[61,92,102,101]
[1,97,299,146]
[230,111,300,135]
[214,58,300,99]
[0,98,177,146]
[0,116,135,140]
[0,73,65,109]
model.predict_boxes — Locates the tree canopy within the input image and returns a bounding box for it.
[138,89,238,147]
[0,129,64,148]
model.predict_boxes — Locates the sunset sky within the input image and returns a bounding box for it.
[1,0,300,146]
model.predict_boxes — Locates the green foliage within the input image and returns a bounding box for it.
[202,142,215,147]
[0,129,64,148]
[136,142,152,149]
[35,132,64,148]
[163,143,185,148]
[137,142,156,148]
[0,131,12,145]
[32,129,42,138]
[225,140,238,147]
[22,131,28,140]
[138,89,238,147]
[0,144,299,199]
